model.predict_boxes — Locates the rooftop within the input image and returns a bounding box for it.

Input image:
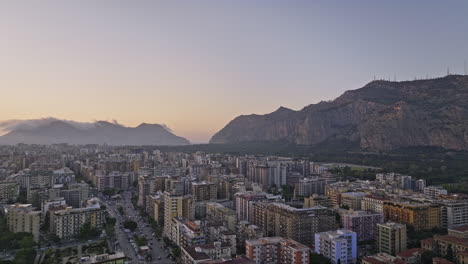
[449,224,468,232]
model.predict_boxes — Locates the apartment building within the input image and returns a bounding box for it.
[181,242,232,264]
[192,181,217,201]
[422,235,468,263]
[0,181,19,201]
[361,195,387,213]
[206,202,237,232]
[342,210,384,241]
[304,194,334,208]
[440,200,468,229]
[95,171,129,191]
[263,203,336,247]
[163,191,193,237]
[383,201,441,230]
[295,177,325,197]
[245,237,309,264]
[377,222,407,256]
[314,229,358,264]
[50,199,104,239]
[341,192,367,210]
[424,186,448,199]
[6,204,41,242]
[235,192,267,222]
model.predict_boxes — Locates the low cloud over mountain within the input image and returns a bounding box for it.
[0,118,190,146]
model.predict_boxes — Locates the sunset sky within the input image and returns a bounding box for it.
[1,1,467,143]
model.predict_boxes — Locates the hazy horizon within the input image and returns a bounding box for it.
[1,1,468,143]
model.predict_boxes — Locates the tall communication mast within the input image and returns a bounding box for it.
[464,60,467,75]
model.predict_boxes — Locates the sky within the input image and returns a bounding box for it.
[0,1,467,143]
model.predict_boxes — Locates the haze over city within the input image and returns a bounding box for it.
[1,1,468,143]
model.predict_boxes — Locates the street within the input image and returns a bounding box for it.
[102,190,175,264]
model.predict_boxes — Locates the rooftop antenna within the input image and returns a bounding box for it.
[447,67,450,76]
[464,60,467,75]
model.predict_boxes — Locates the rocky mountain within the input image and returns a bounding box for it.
[0,120,190,146]
[210,75,468,151]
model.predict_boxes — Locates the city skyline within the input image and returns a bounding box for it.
[1,1,468,143]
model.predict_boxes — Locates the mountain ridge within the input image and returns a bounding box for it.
[210,75,468,151]
[0,119,190,146]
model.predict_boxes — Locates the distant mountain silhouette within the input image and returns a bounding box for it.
[211,75,468,151]
[0,119,190,145]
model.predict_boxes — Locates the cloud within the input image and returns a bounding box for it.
[0,118,174,134]
[0,118,99,134]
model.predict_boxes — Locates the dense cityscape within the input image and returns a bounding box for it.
[2,2,468,264]
[0,144,466,264]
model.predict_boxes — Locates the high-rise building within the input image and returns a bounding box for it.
[60,183,90,208]
[441,201,468,229]
[191,181,217,201]
[295,177,325,197]
[0,181,20,201]
[163,191,193,237]
[342,210,384,241]
[152,195,165,226]
[245,237,310,264]
[6,204,41,242]
[95,171,129,191]
[264,203,336,247]
[138,175,155,207]
[235,192,267,222]
[377,222,407,256]
[314,229,358,264]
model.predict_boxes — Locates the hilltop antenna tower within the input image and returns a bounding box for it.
[447,67,450,76]
[464,60,467,75]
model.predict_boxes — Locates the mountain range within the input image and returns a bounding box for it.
[210,75,468,151]
[0,120,190,146]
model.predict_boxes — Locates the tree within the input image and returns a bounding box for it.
[106,217,117,226]
[118,206,125,215]
[102,188,116,197]
[446,245,454,262]
[79,222,99,239]
[171,247,181,257]
[310,253,331,264]
[421,251,436,264]
[123,220,138,231]
[280,185,294,202]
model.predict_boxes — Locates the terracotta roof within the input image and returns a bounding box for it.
[397,248,424,258]
[436,235,468,246]
[449,225,468,232]
[363,256,386,264]
[433,257,455,264]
